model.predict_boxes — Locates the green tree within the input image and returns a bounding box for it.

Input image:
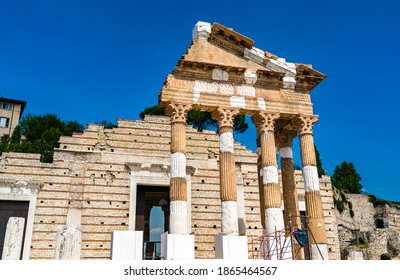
[139,105,248,133]
[232,114,248,134]
[0,134,11,153]
[186,110,216,132]
[315,145,326,177]
[0,113,84,163]
[294,162,302,170]
[19,113,64,142]
[64,121,86,135]
[139,105,165,119]
[99,120,117,129]
[331,161,362,194]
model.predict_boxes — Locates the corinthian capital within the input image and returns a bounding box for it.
[165,102,192,123]
[252,111,280,133]
[291,114,319,135]
[275,129,297,149]
[211,107,240,128]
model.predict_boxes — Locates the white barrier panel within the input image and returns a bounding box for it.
[0,260,397,280]
[215,234,248,260]
[111,231,143,260]
[161,233,194,260]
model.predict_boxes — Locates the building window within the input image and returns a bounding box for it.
[0,103,12,110]
[0,117,10,128]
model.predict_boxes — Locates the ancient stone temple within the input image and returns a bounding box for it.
[0,21,340,260]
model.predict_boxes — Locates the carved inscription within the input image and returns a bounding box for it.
[167,76,258,97]
[194,81,219,94]
[219,84,234,95]
[165,76,311,106]
[236,85,255,97]
[165,76,195,89]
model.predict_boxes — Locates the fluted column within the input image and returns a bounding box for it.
[212,107,240,235]
[166,102,192,234]
[252,112,284,235]
[292,115,329,260]
[276,129,304,260]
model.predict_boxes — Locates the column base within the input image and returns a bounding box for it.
[311,243,329,260]
[55,225,82,260]
[110,231,143,260]
[215,234,248,259]
[161,232,194,260]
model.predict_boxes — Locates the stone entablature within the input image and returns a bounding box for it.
[162,74,313,116]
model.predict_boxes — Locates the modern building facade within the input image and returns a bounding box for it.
[0,97,26,137]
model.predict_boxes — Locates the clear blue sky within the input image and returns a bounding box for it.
[1,0,399,202]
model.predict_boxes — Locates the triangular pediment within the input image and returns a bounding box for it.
[183,39,270,72]
[159,21,326,117]
[172,22,325,91]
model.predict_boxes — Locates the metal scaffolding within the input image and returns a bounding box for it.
[250,214,326,260]
[251,230,294,260]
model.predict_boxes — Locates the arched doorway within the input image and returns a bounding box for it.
[375,218,385,229]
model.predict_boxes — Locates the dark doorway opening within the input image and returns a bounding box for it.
[136,186,169,259]
[375,218,385,229]
[0,200,29,259]
[381,253,391,260]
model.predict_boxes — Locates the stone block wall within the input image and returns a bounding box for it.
[335,192,400,259]
[0,115,339,260]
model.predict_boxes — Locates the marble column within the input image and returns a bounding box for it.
[276,129,304,260]
[166,102,192,234]
[161,102,195,260]
[212,107,248,259]
[212,107,240,235]
[252,112,284,235]
[292,115,329,260]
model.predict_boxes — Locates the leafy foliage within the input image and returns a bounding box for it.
[294,162,302,170]
[100,120,117,129]
[289,146,325,174]
[334,197,345,213]
[315,145,326,177]
[333,189,355,217]
[232,114,248,134]
[139,105,165,119]
[186,110,216,132]
[0,113,84,162]
[139,105,248,134]
[340,192,348,203]
[331,161,363,194]
[368,194,400,208]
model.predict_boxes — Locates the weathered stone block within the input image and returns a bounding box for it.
[2,217,25,260]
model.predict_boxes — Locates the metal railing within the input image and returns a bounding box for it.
[143,241,162,260]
